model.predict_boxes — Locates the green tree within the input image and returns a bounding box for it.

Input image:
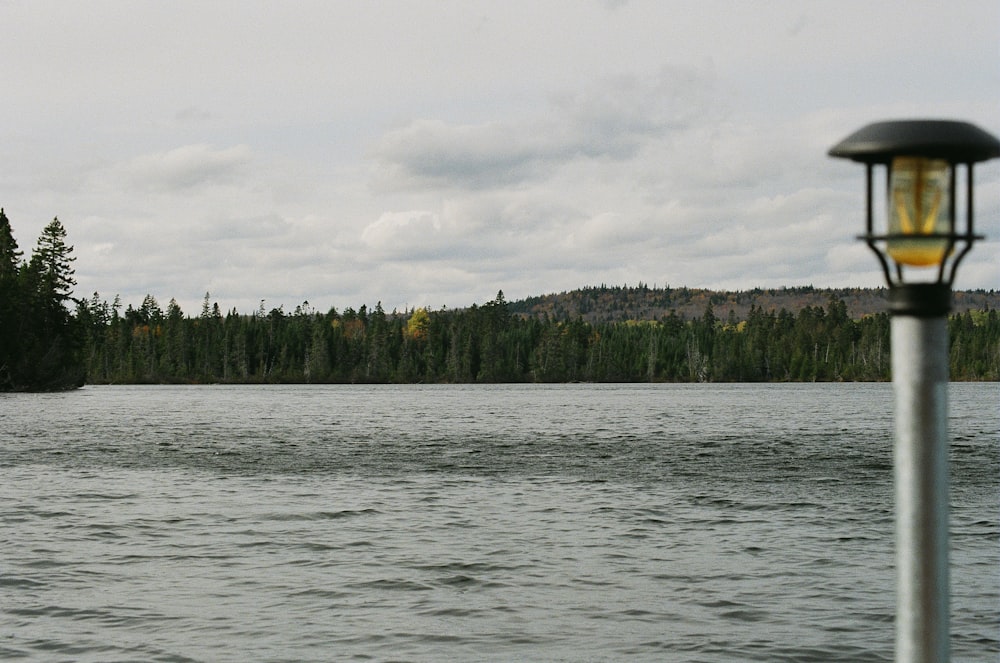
[33,217,77,304]
[0,209,24,387]
[0,208,21,280]
[1,214,84,390]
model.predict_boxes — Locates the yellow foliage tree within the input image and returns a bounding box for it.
[407,307,430,341]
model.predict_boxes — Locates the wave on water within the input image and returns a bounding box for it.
[1,383,996,661]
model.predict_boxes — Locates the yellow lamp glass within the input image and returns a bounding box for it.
[887,156,951,267]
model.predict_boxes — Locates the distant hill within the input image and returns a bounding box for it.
[507,284,1000,323]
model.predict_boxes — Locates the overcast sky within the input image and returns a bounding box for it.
[2,1,998,315]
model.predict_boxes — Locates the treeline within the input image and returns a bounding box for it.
[0,209,85,391]
[76,290,1000,384]
[3,209,997,388]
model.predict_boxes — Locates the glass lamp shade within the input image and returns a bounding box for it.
[887,156,951,267]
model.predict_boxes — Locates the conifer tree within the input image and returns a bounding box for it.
[0,209,21,279]
[0,209,24,387]
[0,212,84,390]
[33,217,77,303]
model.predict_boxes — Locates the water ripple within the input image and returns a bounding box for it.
[0,383,996,662]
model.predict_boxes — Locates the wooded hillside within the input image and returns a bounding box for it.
[508,284,1000,324]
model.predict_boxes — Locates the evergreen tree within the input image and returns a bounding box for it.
[0,209,21,279]
[0,212,84,390]
[33,218,77,303]
[0,209,24,386]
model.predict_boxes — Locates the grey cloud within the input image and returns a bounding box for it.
[373,67,716,191]
[555,67,715,151]
[374,120,550,190]
[121,144,252,192]
[194,214,289,242]
[174,106,215,123]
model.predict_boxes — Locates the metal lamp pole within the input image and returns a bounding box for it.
[890,283,951,662]
[829,120,999,663]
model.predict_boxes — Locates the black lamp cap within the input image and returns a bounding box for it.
[888,283,952,318]
[828,120,1000,164]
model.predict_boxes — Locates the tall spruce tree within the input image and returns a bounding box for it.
[33,217,77,303]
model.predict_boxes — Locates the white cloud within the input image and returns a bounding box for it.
[361,210,445,259]
[119,144,252,192]
[826,243,877,274]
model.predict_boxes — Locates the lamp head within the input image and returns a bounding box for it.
[829,120,999,315]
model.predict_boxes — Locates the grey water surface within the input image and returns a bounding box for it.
[1,383,997,662]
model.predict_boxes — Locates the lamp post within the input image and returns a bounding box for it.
[829,120,999,663]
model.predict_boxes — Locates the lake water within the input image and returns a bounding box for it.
[1,383,997,662]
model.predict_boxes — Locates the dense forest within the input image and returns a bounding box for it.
[75,289,998,385]
[2,210,998,389]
